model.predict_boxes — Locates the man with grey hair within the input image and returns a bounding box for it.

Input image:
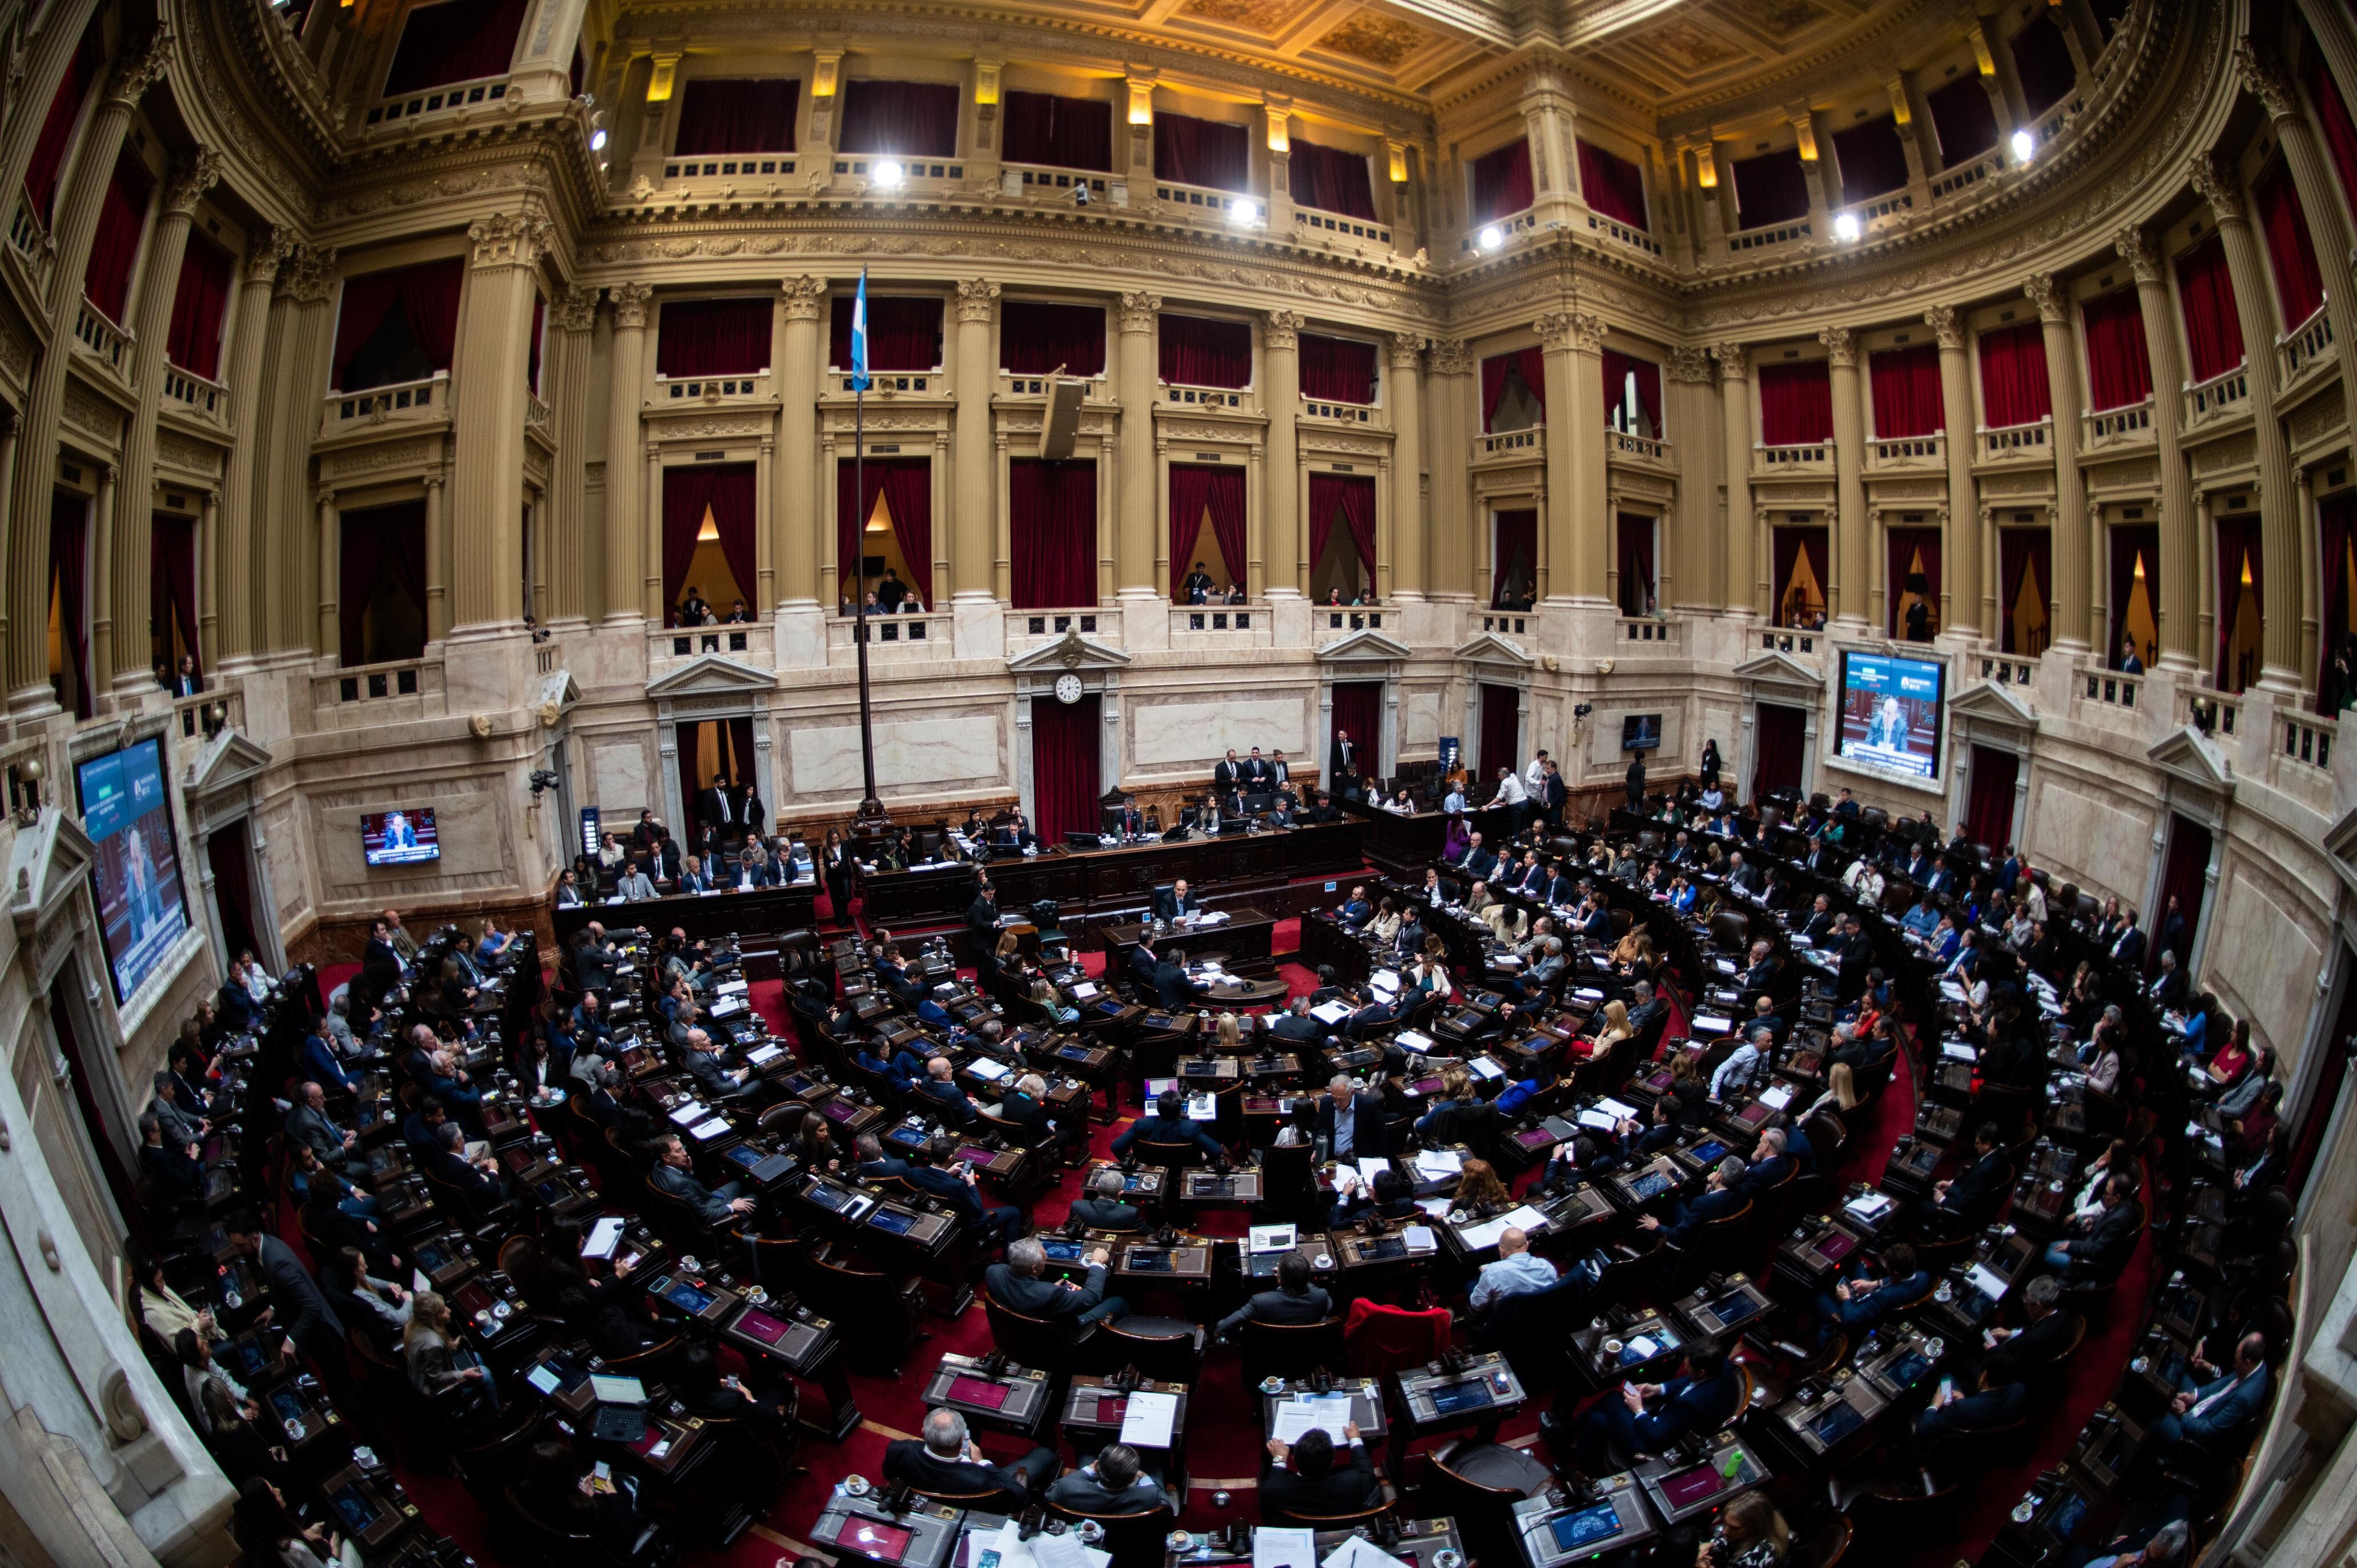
[1710,1028,1768,1102]
[984,1235,1127,1325]
[1637,1155,1747,1247]
[1271,994,1324,1044]
[1740,1126,1791,1195]
[883,1406,1059,1500]
[1981,1273,2076,1385]
[1068,1166,1142,1231]
[148,1071,206,1149]
[2081,1518,2190,1568]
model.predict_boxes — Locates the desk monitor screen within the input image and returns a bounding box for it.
[1429,1378,1495,1416]
[1057,1044,1092,1061]
[270,1389,305,1425]
[1661,1462,1729,1510]
[822,1099,858,1122]
[1042,1238,1087,1261]
[722,1143,765,1169]
[1515,1127,1556,1149]
[1359,1236,1408,1260]
[1688,1139,1728,1166]
[1627,1171,1674,1202]
[948,1375,1013,1409]
[1885,1349,1933,1389]
[1126,1249,1175,1272]
[807,1183,852,1211]
[327,1484,383,1534]
[590,1374,647,1405]
[840,1519,914,1562]
[957,1147,997,1168]
[2049,1492,2090,1539]
[1809,1401,1867,1445]
[661,1280,715,1313]
[1706,1289,1765,1328]
[869,1208,916,1235]
[734,1308,793,1347]
[1816,1230,1859,1264]
[1120,1172,1150,1192]
[1550,1502,1625,1551]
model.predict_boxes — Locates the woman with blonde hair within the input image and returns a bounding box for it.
[1594,999,1634,1052]
[1610,927,1654,972]
[1454,1158,1511,1214]
[1803,1061,1860,1121]
[1696,1490,1789,1567]
[1216,1011,1242,1051]
[403,1291,496,1409]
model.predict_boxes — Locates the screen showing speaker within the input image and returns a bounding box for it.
[75,737,190,1003]
[361,808,441,867]
[1836,651,1945,780]
[1620,713,1663,751]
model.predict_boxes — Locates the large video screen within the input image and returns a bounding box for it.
[1836,650,1946,781]
[362,808,440,868]
[75,737,190,1003]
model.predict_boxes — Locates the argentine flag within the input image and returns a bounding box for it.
[848,269,870,393]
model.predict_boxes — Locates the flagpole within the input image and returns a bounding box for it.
[851,267,885,829]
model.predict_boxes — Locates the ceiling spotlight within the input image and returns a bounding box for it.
[1478,224,1503,251]
[1833,212,1860,242]
[590,127,608,151]
[2010,129,2035,163]
[874,159,905,189]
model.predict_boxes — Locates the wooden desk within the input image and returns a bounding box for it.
[923,1353,1057,1442]
[1258,1375,1387,1441]
[1097,910,1278,974]
[1063,1373,1190,1473]
[554,880,816,944]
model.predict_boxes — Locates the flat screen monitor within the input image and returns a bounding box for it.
[1621,713,1663,751]
[361,807,440,867]
[869,1208,916,1235]
[947,1375,1013,1409]
[74,738,189,1003]
[1429,1378,1494,1416]
[840,1518,913,1562]
[1809,1400,1867,1445]
[659,1280,714,1313]
[1550,1502,1624,1551]
[733,1308,793,1346]
[1836,650,1946,781]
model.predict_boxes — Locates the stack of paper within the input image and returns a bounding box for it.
[1252,1527,1317,1568]
[1312,1000,1354,1025]
[1118,1389,1178,1448]
[1270,1394,1354,1444]
[1412,1150,1465,1180]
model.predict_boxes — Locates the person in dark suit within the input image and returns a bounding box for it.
[162,655,203,698]
[649,1133,754,1224]
[1212,752,1243,794]
[984,1235,1127,1325]
[2108,914,2147,969]
[2043,1172,2142,1280]
[1979,1275,2077,1385]
[918,1057,984,1126]
[1111,803,1147,838]
[885,1408,1057,1502]
[224,1214,345,1365]
[1331,731,1358,785]
[2117,635,2146,675]
[1261,1426,1379,1520]
[1562,1342,1740,1470]
[1045,1441,1165,1513]
[1068,1166,1144,1230]
[905,1136,1020,1247]
[138,1114,204,1198]
[1217,1250,1332,1341]
[1127,933,1162,993]
[964,884,1001,952]
[359,917,404,1008]
[1314,1076,1386,1162]
[1813,1243,1933,1344]
[2147,1332,2271,1453]
[1152,880,1204,922]
[852,1132,914,1186]
[1152,957,1209,1011]
[1112,1091,1225,1163]
[1270,997,1324,1045]
[1912,1367,2028,1442]
[1932,1122,2010,1226]
[1738,1127,1793,1195]
[427,1120,511,1207]
[695,774,739,838]
[1638,1155,1747,1246]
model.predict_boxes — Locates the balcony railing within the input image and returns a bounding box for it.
[2084,398,2153,450]
[665,154,798,183]
[163,363,227,418]
[1929,147,2004,201]
[1728,217,1810,253]
[2277,302,2334,385]
[1163,381,1249,410]
[2281,711,2334,772]
[326,370,448,429]
[367,75,509,128]
[1616,616,1677,646]
[827,610,950,661]
[72,301,127,370]
[2082,670,2141,711]
[2184,364,2249,429]
[652,622,769,663]
[834,369,934,394]
[656,369,770,403]
[1303,398,1377,424]
[1584,209,1662,259]
[1293,208,1393,249]
[5,191,51,293]
[1482,611,1533,636]
[171,686,244,746]
[1866,432,1944,471]
[1170,605,1265,644]
[1978,417,2051,460]
[1478,429,1541,459]
[1981,655,2038,687]
[311,656,445,729]
[1002,370,1107,400]
[1607,429,1669,465]
[1156,180,1258,224]
[525,392,551,430]
[1315,608,1387,640]
[1001,164,1113,204]
[1459,209,1538,253]
[1011,609,1117,650]
[834,156,964,188]
[2185,687,2241,737]
[1760,630,1820,658]
[1755,441,1831,475]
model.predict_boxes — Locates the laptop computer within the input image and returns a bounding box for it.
[589,1373,649,1442]
[1249,1224,1297,1255]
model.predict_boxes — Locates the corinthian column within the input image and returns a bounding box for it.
[213,235,288,667]
[2026,274,2090,651]
[449,211,554,635]
[1925,305,1979,638]
[1537,311,1607,606]
[777,276,824,613]
[1264,309,1304,595]
[1714,344,1757,618]
[604,283,652,623]
[1114,291,1160,598]
[546,285,598,625]
[2115,228,2197,668]
[952,279,999,604]
[265,245,337,656]
[1387,334,1424,600]
[1823,325,1868,632]
[1425,338,1474,600]
[2237,43,2357,367]
[1666,346,1719,611]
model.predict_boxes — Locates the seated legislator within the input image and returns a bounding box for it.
[986,1236,1129,1326]
[1261,1426,1381,1519]
[1045,1440,1166,1513]
[1560,1341,1741,1470]
[1217,1250,1332,1341]
[1112,1091,1225,1163]
[1636,1155,1748,1247]
[1069,1166,1145,1231]
[886,1408,1058,1503]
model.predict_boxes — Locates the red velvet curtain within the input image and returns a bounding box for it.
[1576,140,1647,230]
[1927,74,2000,167]
[1749,703,1805,801]
[1600,349,1662,434]
[2323,498,2355,711]
[2010,13,2077,118]
[1492,509,1537,607]
[151,513,198,672]
[2307,50,2357,216]
[24,19,100,223]
[837,79,960,158]
[1964,746,2019,850]
[2257,163,2326,328]
[337,502,427,668]
[2110,523,2159,667]
[1153,111,1250,192]
[49,494,89,719]
[657,297,773,377]
[1009,459,1097,608]
[207,825,259,964]
[1977,323,2052,428]
[82,152,152,322]
[1730,147,1809,228]
[1168,465,1246,600]
[1481,349,1546,430]
[1468,140,1534,224]
[673,78,800,155]
[2177,237,2245,384]
[1289,138,1376,220]
[1479,684,1519,779]
[999,301,1105,377]
[2153,816,2213,972]
[384,0,530,95]
[835,459,934,608]
[1772,527,1829,625]
[331,259,464,390]
[1309,474,1376,593]
[1331,681,1382,778]
[661,464,757,624]
[828,295,942,370]
[1757,361,1832,445]
[1869,345,1943,438]
[1159,313,1252,388]
[2216,515,2263,691]
[1031,693,1102,843]
[1000,90,1112,172]
[1833,116,1910,204]
[1300,334,1377,404]
[1886,526,1942,637]
[165,232,234,380]
[2000,528,2053,656]
[2081,288,2154,410]
[1616,514,1656,616]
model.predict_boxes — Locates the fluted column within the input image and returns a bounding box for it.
[449,213,552,634]
[1264,310,1304,594]
[87,463,116,688]
[546,285,598,624]
[1539,311,1608,605]
[196,486,218,660]
[1924,306,1979,638]
[422,475,448,643]
[778,276,824,610]
[1387,333,1424,600]
[2115,228,2198,669]
[5,35,167,710]
[0,2,103,206]
[952,279,1000,602]
[2190,152,2302,690]
[2025,274,2091,651]
[264,245,337,656]
[1667,347,1719,611]
[603,282,651,623]
[213,236,286,666]
[1114,291,1159,596]
[1713,345,1757,617]
[1823,327,1868,632]
[315,487,339,656]
[108,148,222,692]
[1426,338,1474,599]
[2239,43,2357,370]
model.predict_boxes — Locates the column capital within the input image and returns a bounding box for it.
[1264,309,1305,350]
[277,244,338,305]
[555,284,599,332]
[610,281,655,329]
[955,278,1000,324]
[2024,272,2066,324]
[1710,342,1750,380]
[781,274,826,321]
[2231,41,2300,123]
[99,463,118,487]
[468,210,558,270]
[1535,311,1603,352]
[2113,225,2163,283]
[314,486,337,507]
[1427,336,1474,376]
[1387,332,1425,370]
[248,229,294,285]
[2187,151,2243,225]
[1665,345,1715,385]
[1117,290,1161,333]
[163,147,224,216]
[106,27,174,110]
[1817,325,1857,367]
[1922,304,1964,349]
[423,474,446,491]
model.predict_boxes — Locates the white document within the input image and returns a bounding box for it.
[1414,1198,1453,1219]
[1941,1042,1978,1062]
[667,1101,710,1125]
[1071,981,1100,1000]
[1185,1092,1218,1120]
[1394,1030,1435,1054]
[1572,987,1605,1002]
[1028,1531,1104,1568]
[717,978,750,995]
[1759,1084,1793,1109]
[1692,1013,1734,1034]
[1966,1263,2011,1301]
[1457,1214,1514,1249]
[1595,1097,1640,1121]
[1501,1202,1550,1232]
[690,1117,733,1140]
[1254,1527,1318,1568]
[968,1057,1011,1082]
[1118,1389,1178,1448]
[1469,1058,1505,1081]
[1312,1001,1354,1025]
[746,1044,785,1066]
[1576,1108,1621,1132]
[1322,1537,1412,1568]
[1627,1333,1662,1359]
[1270,1395,1355,1444]
[1844,1192,1895,1222]
[1401,1223,1439,1252]
[584,1217,625,1260]
[1357,1156,1392,1183]
[1413,1150,1465,1179]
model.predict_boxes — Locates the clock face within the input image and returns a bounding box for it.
[1054,673,1084,705]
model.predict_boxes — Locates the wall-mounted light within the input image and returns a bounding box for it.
[1695,147,1718,189]
[645,54,678,103]
[874,160,905,189]
[813,51,842,97]
[1971,34,1997,76]
[1833,211,1861,241]
[1793,120,1819,162]
[1128,82,1155,127]
[1885,78,1911,125]
[1387,143,1409,184]
[1478,224,1503,251]
[1266,114,1289,155]
[975,62,1000,107]
[2010,128,2035,163]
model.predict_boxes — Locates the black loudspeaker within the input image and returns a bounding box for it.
[1037,376,1084,459]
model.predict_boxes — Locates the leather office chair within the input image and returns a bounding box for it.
[1092,1313,1207,1384]
[982,1289,1091,1374]
[1235,1316,1345,1391]
[1042,1502,1177,1560]
[1264,1500,1393,1531]
[1426,1438,1551,1567]
[802,1252,928,1374]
